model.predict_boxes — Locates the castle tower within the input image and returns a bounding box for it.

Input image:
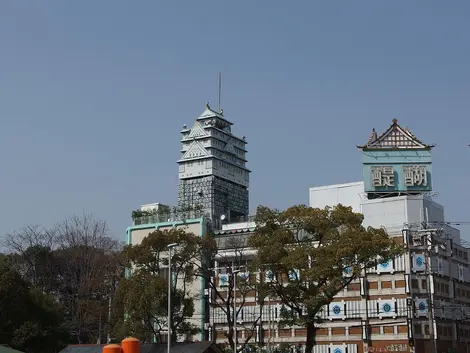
[177,103,250,229]
[358,118,434,199]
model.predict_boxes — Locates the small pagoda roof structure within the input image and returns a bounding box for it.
[357,118,434,150]
[197,102,233,125]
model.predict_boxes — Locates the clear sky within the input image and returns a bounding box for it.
[1,1,470,243]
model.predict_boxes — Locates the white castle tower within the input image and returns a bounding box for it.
[177,103,250,229]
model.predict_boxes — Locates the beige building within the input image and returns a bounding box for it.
[127,203,211,342]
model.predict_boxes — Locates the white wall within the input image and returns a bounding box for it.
[361,195,447,235]
[222,221,256,231]
[361,197,408,233]
[309,182,364,213]
[309,182,460,243]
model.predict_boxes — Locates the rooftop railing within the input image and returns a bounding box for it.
[133,210,205,225]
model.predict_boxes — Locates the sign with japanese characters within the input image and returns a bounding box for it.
[365,164,431,193]
[371,166,395,187]
[403,165,428,186]
[366,343,409,352]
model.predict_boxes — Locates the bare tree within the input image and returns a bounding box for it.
[3,224,56,252]
[195,233,262,350]
[3,213,123,344]
[3,224,58,291]
[53,213,122,344]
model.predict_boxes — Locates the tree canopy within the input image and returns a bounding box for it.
[0,256,68,353]
[248,204,403,353]
[1,213,123,350]
[114,228,200,342]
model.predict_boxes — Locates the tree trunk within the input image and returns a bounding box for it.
[226,326,235,351]
[258,304,263,348]
[305,322,317,353]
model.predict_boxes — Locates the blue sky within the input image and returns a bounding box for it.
[1,1,470,242]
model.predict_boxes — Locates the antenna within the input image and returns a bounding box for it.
[218,72,222,112]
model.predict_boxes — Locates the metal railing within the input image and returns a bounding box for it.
[229,215,256,223]
[133,210,205,225]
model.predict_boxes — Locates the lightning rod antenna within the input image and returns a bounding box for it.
[218,72,222,113]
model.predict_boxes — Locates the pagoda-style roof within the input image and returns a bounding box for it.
[197,102,233,125]
[358,119,433,149]
[179,140,209,160]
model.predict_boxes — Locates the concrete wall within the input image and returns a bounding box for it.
[361,195,446,234]
[309,182,364,213]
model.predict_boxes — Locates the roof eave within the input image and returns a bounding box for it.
[177,156,212,163]
[358,145,434,150]
[197,103,234,125]
[197,115,234,125]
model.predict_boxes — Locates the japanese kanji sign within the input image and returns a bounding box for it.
[371,166,395,187]
[366,343,409,352]
[403,165,428,186]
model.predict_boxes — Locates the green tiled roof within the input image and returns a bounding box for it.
[0,346,25,353]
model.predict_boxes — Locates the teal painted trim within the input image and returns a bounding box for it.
[362,149,432,164]
[126,229,131,245]
[125,229,131,278]
[199,218,206,341]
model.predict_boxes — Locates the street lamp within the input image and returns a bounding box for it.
[167,243,178,353]
[232,269,241,353]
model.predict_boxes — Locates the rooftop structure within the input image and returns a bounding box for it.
[177,103,250,229]
[358,119,433,199]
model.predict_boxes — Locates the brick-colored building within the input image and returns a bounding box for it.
[207,120,470,353]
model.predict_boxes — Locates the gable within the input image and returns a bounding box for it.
[360,119,430,149]
[181,140,209,160]
[187,121,208,139]
[371,126,427,148]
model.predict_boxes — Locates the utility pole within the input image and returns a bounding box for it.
[403,225,416,353]
[406,225,439,353]
[424,237,437,353]
[233,268,241,353]
[267,296,271,353]
[167,243,178,353]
